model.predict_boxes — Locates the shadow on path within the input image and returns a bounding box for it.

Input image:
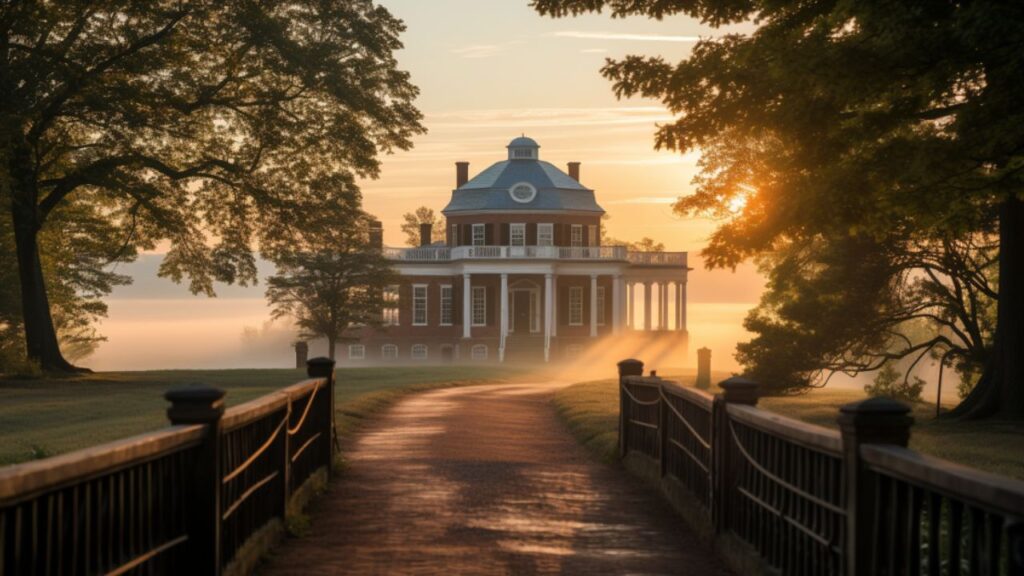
[259,383,730,575]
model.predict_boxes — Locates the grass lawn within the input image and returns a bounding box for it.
[0,366,525,466]
[554,371,1024,480]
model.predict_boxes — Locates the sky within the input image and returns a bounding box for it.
[88,0,766,372]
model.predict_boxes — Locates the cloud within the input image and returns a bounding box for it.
[555,31,702,43]
[580,48,608,54]
[450,40,525,59]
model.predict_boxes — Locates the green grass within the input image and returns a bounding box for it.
[0,366,525,466]
[554,372,1024,480]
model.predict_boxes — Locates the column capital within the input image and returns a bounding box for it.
[590,273,599,279]
[545,272,553,279]
[501,272,508,279]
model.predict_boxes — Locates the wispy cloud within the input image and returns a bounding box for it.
[450,40,525,59]
[555,31,702,43]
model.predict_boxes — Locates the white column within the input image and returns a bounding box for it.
[462,273,472,338]
[612,275,622,334]
[660,283,669,330]
[499,273,509,362]
[679,280,687,331]
[643,281,652,331]
[589,274,599,337]
[551,274,558,337]
[544,273,553,361]
[622,280,630,327]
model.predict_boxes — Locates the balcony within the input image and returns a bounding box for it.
[383,245,687,267]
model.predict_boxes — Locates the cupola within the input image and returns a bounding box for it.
[507,136,540,161]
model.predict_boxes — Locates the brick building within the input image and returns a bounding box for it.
[346,136,689,363]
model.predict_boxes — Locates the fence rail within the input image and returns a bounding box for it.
[616,358,1024,576]
[0,358,337,576]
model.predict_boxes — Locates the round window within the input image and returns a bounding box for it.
[509,182,537,203]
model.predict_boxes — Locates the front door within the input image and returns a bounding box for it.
[513,291,531,333]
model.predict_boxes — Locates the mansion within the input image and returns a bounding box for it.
[347,137,689,363]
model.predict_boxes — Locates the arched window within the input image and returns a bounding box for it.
[381,344,399,360]
[411,344,428,360]
[471,344,488,360]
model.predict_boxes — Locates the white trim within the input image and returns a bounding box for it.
[439,284,453,326]
[411,343,428,360]
[412,284,428,326]
[348,344,365,360]
[570,224,583,247]
[472,223,485,246]
[510,223,526,246]
[381,343,398,359]
[471,285,487,326]
[537,223,553,247]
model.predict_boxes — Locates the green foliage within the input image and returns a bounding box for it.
[865,364,925,403]
[401,207,445,247]
[1,0,424,366]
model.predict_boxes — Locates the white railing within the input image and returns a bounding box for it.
[627,251,688,266]
[385,245,686,267]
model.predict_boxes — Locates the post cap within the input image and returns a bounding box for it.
[306,356,336,378]
[617,358,644,377]
[719,376,759,405]
[837,397,914,445]
[165,384,226,425]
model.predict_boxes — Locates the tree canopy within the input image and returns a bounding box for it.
[401,206,445,246]
[1,1,424,370]
[533,0,1024,417]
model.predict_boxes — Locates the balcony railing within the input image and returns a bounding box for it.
[384,245,687,266]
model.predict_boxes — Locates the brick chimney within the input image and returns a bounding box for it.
[368,220,383,249]
[456,162,469,188]
[419,222,432,246]
[567,162,580,182]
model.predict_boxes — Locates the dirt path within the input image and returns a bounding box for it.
[259,383,730,575]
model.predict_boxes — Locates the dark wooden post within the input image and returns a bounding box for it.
[617,359,644,459]
[165,385,226,576]
[711,376,759,533]
[658,377,669,478]
[1008,520,1024,575]
[307,357,336,478]
[837,397,913,576]
[696,347,711,389]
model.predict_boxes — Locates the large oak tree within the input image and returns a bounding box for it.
[1,1,423,370]
[533,0,1024,418]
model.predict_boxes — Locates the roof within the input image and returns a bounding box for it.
[507,136,540,148]
[443,139,604,214]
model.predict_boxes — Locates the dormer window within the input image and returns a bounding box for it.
[509,182,537,203]
[511,147,535,159]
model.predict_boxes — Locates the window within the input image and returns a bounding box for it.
[597,286,606,325]
[472,286,487,326]
[348,344,365,360]
[512,148,534,159]
[383,285,399,326]
[412,284,428,326]
[510,223,525,246]
[471,344,488,360]
[588,225,598,247]
[537,223,553,246]
[569,286,583,326]
[570,225,583,247]
[411,344,428,360]
[440,285,453,325]
[472,223,486,246]
[451,224,459,246]
[508,182,537,203]
[381,344,398,359]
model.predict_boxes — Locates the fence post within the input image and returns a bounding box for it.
[837,397,913,576]
[711,376,759,534]
[696,347,712,389]
[1008,520,1024,575]
[306,357,337,478]
[165,385,226,576]
[658,378,668,478]
[617,359,644,459]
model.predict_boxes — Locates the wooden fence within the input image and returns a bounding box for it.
[0,358,337,576]
[617,358,1024,576]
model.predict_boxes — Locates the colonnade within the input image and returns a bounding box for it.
[624,280,688,332]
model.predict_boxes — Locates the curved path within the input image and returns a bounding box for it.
[260,383,730,575]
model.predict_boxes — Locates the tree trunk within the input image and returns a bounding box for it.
[327,336,336,360]
[948,196,1024,419]
[8,154,80,373]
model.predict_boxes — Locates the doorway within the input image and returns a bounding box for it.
[513,291,532,333]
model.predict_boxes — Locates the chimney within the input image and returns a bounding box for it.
[419,222,432,247]
[456,161,470,188]
[567,162,580,182]
[368,220,383,249]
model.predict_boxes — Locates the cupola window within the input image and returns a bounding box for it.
[509,182,537,204]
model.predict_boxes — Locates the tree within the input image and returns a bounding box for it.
[533,0,1024,418]
[1,1,424,370]
[401,206,444,246]
[629,237,665,252]
[266,196,396,361]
